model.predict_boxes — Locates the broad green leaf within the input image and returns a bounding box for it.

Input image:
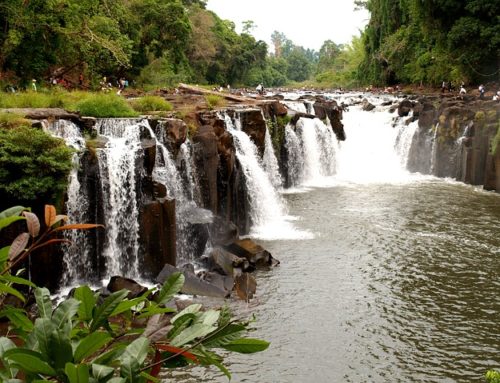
[107,378,126,383]
[156,272,184,305]
[221,338,270,354]
[53,298,80,333]
[91,364,114,381]
[0,274,35,287]
[167,313,197,341]
[74,332,112,362]
[213,360,232,380]
[118,337,150,366]
[48,331,73,370]
[90,290,129,332]
[199,310,220,327]
[0,337,18,378]
[0,307,33,332]
[0,246,9,266]
[3,348,56,376]
[171,323,217,347]
[65,362,90,383]
[139,371,160,382]
[171,304,202,323]
[91,344,126,365]
[33,318,56,357]
[0,216,25,231]
[202,323,246,348]
[74,286,96,322]
[0,206,27,219]
[34,287,52,318]
[135,304,175,319]
[110,295,148,317]
[0,282,25,302]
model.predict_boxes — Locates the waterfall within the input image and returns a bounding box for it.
[96,119,143,278]
[394,119,419,168]
[430,123,440,175]
[335,106,416,184]
[44,120,91,285]
[283,101,307,114]
[283,117,337,187]
[178,141,200,203]
[263,122,283,188]
[305,100,315,115]
[223,113,309,240]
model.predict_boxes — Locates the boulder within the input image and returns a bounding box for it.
[193,125,219,213]
[107,276,148,299]
[210,247,253,276]
[155,119,188,157]
[398,99,414,117]
[239,109,267,155]
[234,273,257,301]
[361,99,376,111]
[223,238,278,267]
[198,270,234,294]
[208,216,239,246]
[156,264,229,298]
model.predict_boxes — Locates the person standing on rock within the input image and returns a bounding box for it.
[31,79,37,92]
[459,85,466,95]
[478,84,485,100]
[441,81,446,93]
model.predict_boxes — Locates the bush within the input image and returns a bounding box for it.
[129,96,173,113]
[205,94,226,110]
[73,93,138,117]
[0,91,65,108]
[0,126,73,208]
[0,112,31,129]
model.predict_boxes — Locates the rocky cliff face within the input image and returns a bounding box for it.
[403,96,500,192]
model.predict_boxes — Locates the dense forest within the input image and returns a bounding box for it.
[0,0,498,89]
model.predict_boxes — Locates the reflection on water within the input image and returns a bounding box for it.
[166,180,500,383]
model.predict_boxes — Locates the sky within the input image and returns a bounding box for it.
[206,0,370,51]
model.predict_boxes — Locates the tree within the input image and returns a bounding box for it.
[242,20,257,35]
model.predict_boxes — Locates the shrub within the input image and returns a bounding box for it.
[129,96,173,113]
[0,112,31,129]
[205,94,226,110]
[0,126,73,208]
[73,93,138,117]
[0,91,65,108]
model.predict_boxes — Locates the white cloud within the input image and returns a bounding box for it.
[205,0,369,51]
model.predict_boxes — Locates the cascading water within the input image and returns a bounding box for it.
[335,105,418,184]
[262,121,283,188]
[178,141,201,203]
[96,119,143,278]
[394,119,419,168]
[283,117,337,187]
[44,120,91,285]
[223,113,309,240]
[283,101,307,113]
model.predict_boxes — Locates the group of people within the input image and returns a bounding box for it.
[100,76,128,94]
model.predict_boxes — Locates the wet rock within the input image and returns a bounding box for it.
[193,125,219,213]
[210,247,253,276]
[223,238,277,267]
[198,270,235,294]
[239,109,267,155]
[234,273,257,301]
[156,119,188,157]
[398,99,414,117]
[156,263,229,298]
[313,101,346,141]
[208,216,239,246]
[362,99,376,111]
[107,276,148,299]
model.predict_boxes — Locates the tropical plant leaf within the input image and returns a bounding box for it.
[119,337,150,380]
[0,246,9,265]
[135,304,175,319]
[74,285,96,322]
[33,317,56,356]
[0,206,27,220]
[156,272,184,306]
[0,337,18,379]
[199,310,220,327]
[44,205,56,227]
[110,295,148,317]
[221,338,270,354]
[74,332,112,362]
[48,330,73,370]
[170,323,217,347]
[53,223,104,232]
[23,211,40,237]
[139,371,160,383]
[0,216,26,231]
[202,323,246,348]
[3,348,57,376]
[0,307,34,332]
[171,304,202,323]
[52,298,80,333]
[34,287,52,319]
[156,344,198,363]
[0,274,35,287]
[8,232,29,260]
[51,214,68,227]
[91,364,115,381]
[0,282,25,302]
[90,290,129,332]
[65,362,90,383]
[107,378,126,383]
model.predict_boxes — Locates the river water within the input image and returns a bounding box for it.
[168,103,500,383]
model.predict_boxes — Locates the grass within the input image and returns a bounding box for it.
[0,112,31,129]
[205,94,226,110]
[0,91,66,108]
[73,93,138,118]
[129,96,173,113]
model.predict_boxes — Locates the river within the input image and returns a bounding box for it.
[166,100,500,382]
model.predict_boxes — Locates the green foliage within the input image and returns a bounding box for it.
[129,96,173,113]
[0,112,31,129]
[486,370,500,383]
[358,0,500,85]
[0,92,65,108]
[205,95,226,110]
[73,94,138,118]
[0,127,73,206]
